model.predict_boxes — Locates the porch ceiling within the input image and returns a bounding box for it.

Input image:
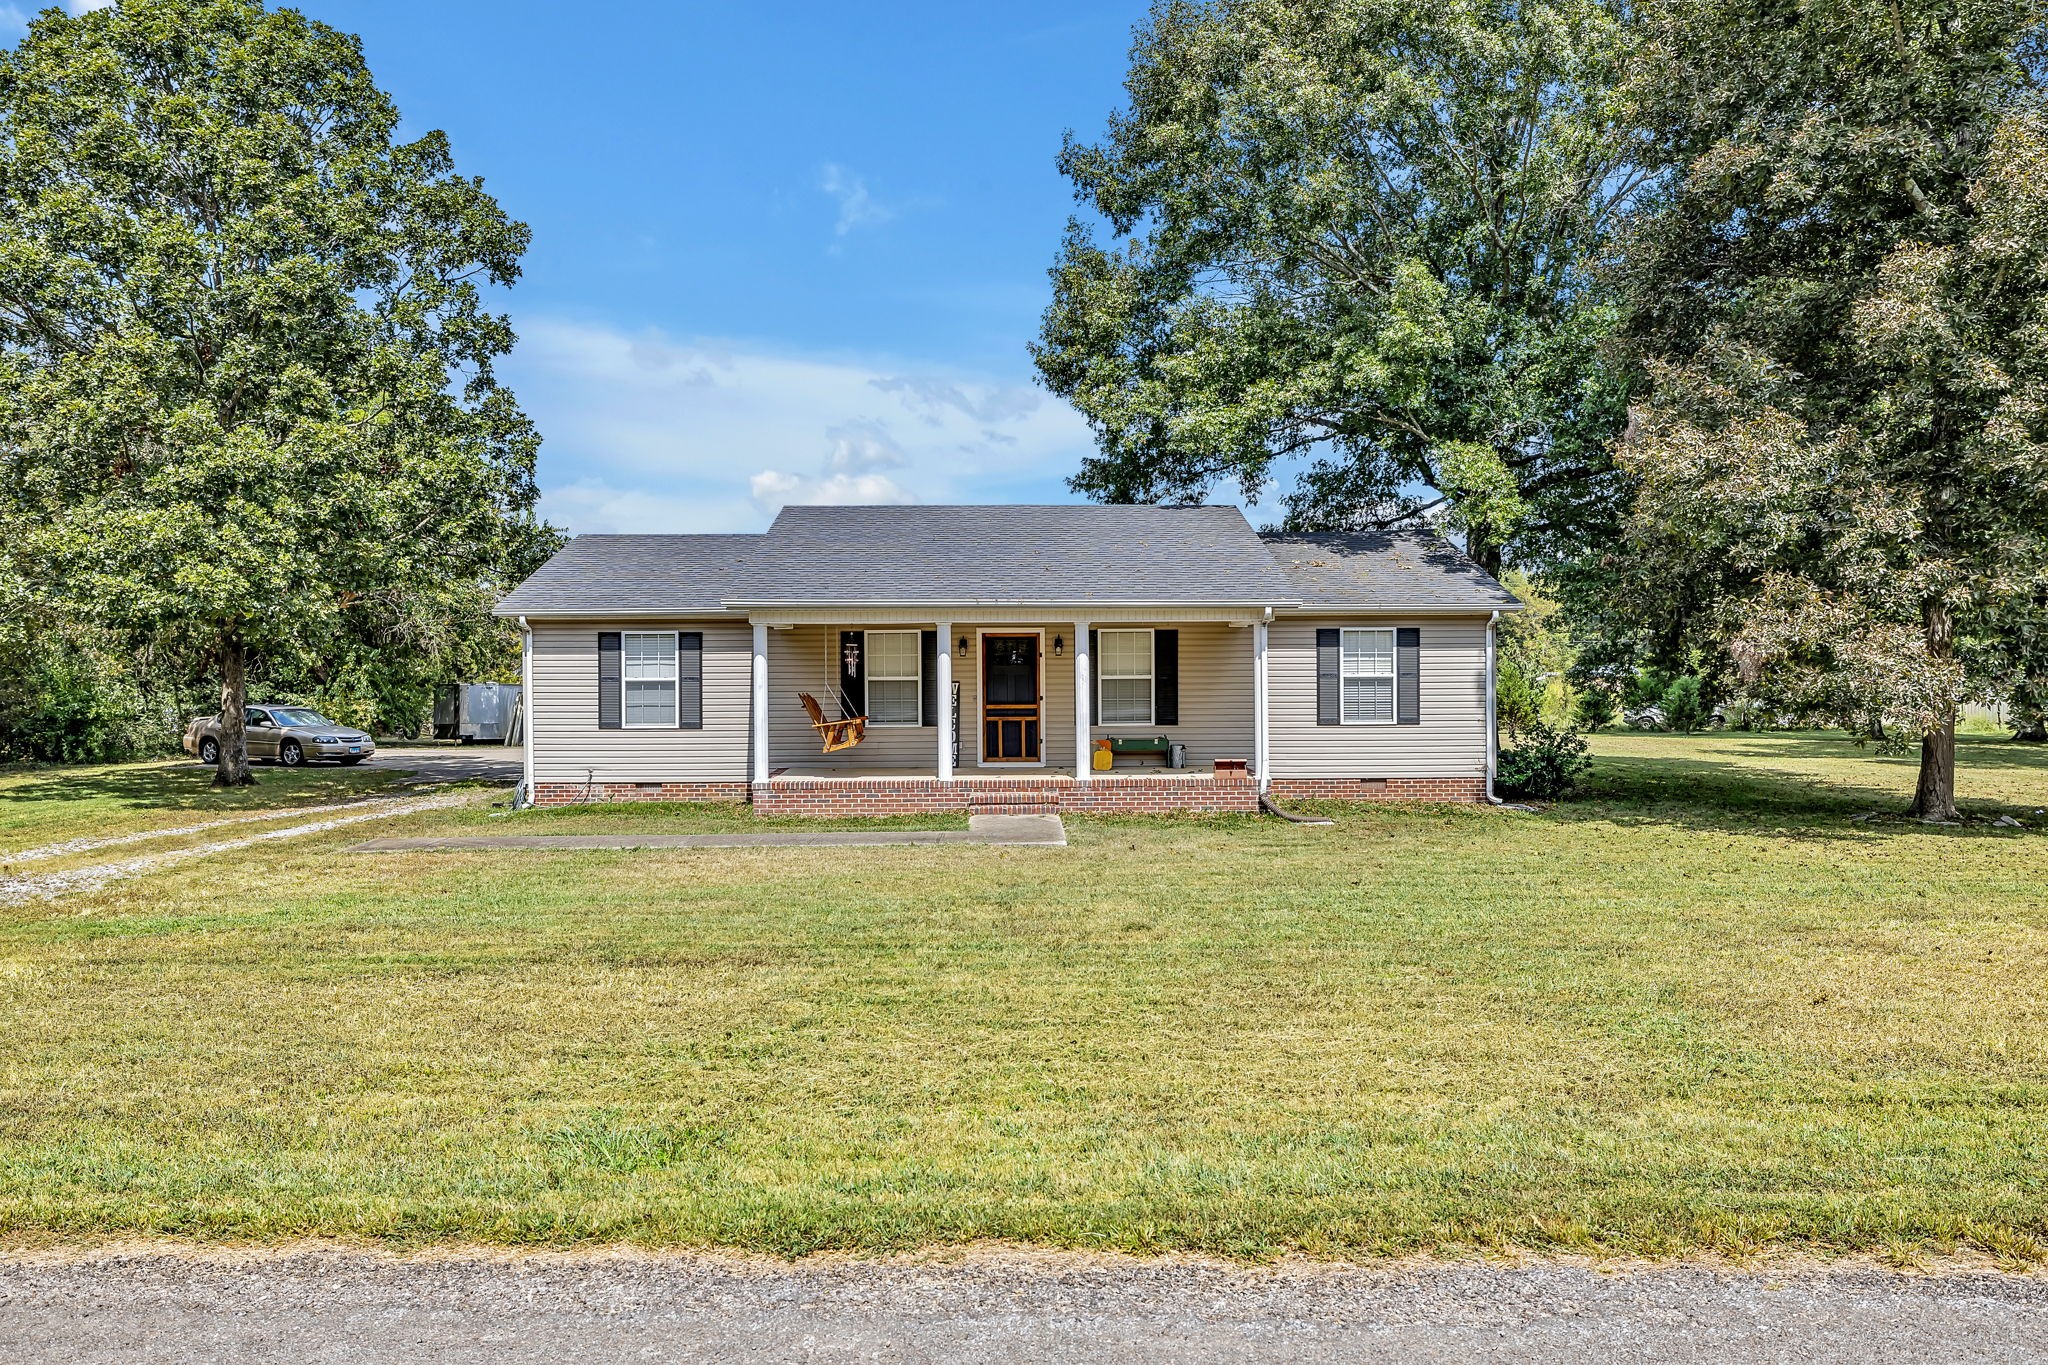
[748,606,1267,626]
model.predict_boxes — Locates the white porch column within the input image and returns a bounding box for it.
[934,620,954,781]
[751,620,769,786]
[1073,620,1092,783]
[1253,618,1271,793]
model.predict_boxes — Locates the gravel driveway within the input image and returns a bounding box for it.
[3,1249,2043,1363]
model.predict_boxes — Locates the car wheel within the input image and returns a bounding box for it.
[279,739,305,767]
[198,736,219,764]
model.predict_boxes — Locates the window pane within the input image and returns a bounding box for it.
[1100,630,1153,679]
[1342,629,1393,678]
[623,634,677,680]
[867,631,920,679]
[869,677,920,725]
[1101,677,1152,725]
[1342,676,1393,723]
[625,679,676,726]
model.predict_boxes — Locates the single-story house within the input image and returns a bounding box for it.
[494,504,1520,815]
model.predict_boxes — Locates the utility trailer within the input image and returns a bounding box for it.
[433,682,522,744]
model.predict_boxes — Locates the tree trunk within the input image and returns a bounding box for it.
[1908,599,1958,821]
[213,631,255,788]
[1465,525,1503,580]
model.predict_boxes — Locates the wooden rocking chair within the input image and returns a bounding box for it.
[798,692,867,754]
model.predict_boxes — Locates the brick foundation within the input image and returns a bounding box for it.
[751,774,1260,818]
[1267,776,1489,803]
[531,780,750,806]
[533,773,1487,814]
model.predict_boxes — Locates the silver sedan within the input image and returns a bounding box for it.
[183,706,377,767]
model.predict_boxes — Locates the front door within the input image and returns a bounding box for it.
[981,634,1041,763]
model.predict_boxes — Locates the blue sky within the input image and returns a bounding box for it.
[8,2,1165,533]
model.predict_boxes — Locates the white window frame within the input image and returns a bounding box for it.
[864,628,923,728]
[1340,627,1397,726]
[1096,627,1156,728]
[621,630,680,729]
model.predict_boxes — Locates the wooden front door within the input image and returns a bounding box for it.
[981,634,1041,762]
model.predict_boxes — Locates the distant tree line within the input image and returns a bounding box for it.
[1041,0,2048,819]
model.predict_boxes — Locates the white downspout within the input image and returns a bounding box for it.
[1485,609,1501,804]
[517,615,534,808]
[1253,609,1271,793]
[751,620,770,787]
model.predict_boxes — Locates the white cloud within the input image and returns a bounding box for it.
[504,318,1094,536]
[65,0,115,11]
[818,163,893,238]
[748,469,916,512]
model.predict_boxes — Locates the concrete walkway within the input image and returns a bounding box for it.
[2,1249,2043,1364]
[350,812,1068,852]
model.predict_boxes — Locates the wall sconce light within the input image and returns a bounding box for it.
[957,637,970,658]
[1053,635,1065,657]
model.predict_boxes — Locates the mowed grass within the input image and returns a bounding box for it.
[0,732,2044,1261]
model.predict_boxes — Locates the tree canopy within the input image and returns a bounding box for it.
[0,0,554,783]
[1607,0,2048,817]
[1034,0,1654,573]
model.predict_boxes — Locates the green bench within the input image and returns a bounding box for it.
[1102,735,1183,769]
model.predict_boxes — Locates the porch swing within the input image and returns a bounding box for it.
[797,631,867,754]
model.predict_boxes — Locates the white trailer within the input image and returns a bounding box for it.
[433,682,522,744]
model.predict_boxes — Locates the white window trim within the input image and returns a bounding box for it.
[621,630,680,729]
[1096,627,1156,728]
[1340,626,1397,727]
[864,628,924,728]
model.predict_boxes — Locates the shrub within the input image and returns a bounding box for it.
[1496,722,1592,800]
[1660,676,1707,734]
[1572,687,1617,731]
[1496,659,1543,737]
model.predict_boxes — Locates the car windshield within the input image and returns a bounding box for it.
[268,708,336,728]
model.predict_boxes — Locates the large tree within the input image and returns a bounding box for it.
[1033,0,1653,573]
[1611,0,2048,819]
[0,0,550,786]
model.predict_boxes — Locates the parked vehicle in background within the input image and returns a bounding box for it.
[433,682,520,744]
[183,707,376,767]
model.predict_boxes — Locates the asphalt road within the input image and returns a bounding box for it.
[184,744,524,786]
[3,1250,2044,1364]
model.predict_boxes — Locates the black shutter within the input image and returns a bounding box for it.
[1154,629,1179,727]
[597,631,622,729]
[839,630,865,718]
[1316,628,1340,726]
[920,629,938,726]
[1396,627,1420,725]
[1089,629,1101,721]
[678,632,703,729]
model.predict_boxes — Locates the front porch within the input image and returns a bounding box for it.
[749,613,1273,806]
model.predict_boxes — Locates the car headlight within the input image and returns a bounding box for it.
[315,735,336,743]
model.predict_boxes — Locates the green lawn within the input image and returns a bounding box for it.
[1,731,2045,1261]
[0,757,411,855]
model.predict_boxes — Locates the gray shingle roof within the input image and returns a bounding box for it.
[495,534,760,616]
[725,504,1298,606]
[1259,530,1520,609]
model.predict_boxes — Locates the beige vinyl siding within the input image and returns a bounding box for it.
[766,625,942,771]
[1085,622,1254,770]
[1267,615,1489,779]
[529,618,749,785]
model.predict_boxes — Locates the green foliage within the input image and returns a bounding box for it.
[1495,658,1543,737]
[1034,0,1647,571]
[0,625,191,762]
[1609,0,2048,817]
[0,0,558,781]
[1572,686,1617,731]
[1659,676,1706,734]
[1495,721,1592,799]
